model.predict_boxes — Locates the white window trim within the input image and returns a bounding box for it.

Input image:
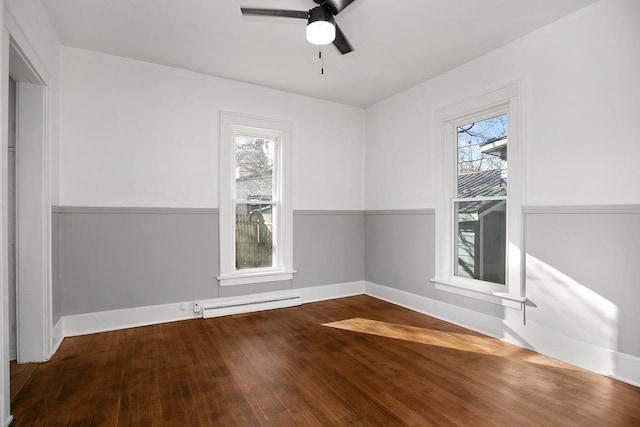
[432,83,525,308]
[218,112,295,287]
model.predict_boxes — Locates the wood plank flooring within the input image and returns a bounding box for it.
[9,361,38,403]
[9,295,640,426]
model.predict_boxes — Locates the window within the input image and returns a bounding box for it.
[433,84,524,308]
[455,114,507,285]
[218,113,294,286]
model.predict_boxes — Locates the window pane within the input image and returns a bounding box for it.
[455,200,506,285]
[235,136,274,201]
[457,114,507,198]
[235,203,274,270]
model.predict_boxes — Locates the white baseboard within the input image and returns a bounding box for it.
[614,352,640,388]
[62,281,366,337]
[364,281,640,388]
[51,318,64,356]
[298,280,366,303]
[63,302,197,337]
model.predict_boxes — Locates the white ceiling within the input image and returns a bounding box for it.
[41,0,598,107]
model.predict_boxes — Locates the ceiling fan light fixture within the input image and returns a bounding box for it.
[306,7,336,45]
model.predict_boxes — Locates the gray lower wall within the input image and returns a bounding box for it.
[293,211,364,288]
[59,209,219,315]
[364,210,435,298]
[52,212,62,326]
[525,210,640,357]
[56,207,365,315]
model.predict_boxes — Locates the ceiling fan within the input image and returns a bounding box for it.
[241,0,356,54]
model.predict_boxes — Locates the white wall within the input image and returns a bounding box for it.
[365,0,640,209]
[59,47,365,210]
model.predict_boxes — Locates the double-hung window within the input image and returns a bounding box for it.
[455,113,508,284]
[218,112,294,286]
[433,83,524,308]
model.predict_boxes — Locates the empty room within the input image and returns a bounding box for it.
[1,0,639,425]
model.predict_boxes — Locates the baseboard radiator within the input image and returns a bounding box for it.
[202,295,302,319]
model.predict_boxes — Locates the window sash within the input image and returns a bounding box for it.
[234,134,276,202]
[452,197,507,286]
[233,201,278,271]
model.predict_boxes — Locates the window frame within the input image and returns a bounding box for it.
[218,112,294,287]
[433,83,525,308]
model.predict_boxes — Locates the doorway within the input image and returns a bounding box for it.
[1,25,53,426]
[5,39,52,363]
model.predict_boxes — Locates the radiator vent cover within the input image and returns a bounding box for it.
[202,295,301,318]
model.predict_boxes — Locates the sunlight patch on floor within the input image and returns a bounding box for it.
[523,353,578,370]
[323,318,518,356]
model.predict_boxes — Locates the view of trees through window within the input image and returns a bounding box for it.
[234,136,275,270]
[455,114,507,285]
[457,114,507,182]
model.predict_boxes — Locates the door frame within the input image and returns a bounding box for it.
[10,40,52,363]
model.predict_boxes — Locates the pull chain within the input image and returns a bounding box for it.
[319,45,324,75]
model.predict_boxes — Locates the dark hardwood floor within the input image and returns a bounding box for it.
[9,295,640,426]
[9,361,38,403]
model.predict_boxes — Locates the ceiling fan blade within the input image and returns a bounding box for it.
[320,0,355,15]
[240,8,308,19]
[333,23,354,54]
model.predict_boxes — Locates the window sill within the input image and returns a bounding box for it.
[431,278,526,310]
[218,270,296,287]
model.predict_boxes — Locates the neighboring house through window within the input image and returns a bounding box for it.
[218,112,294,286]
[433,83,524,308]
